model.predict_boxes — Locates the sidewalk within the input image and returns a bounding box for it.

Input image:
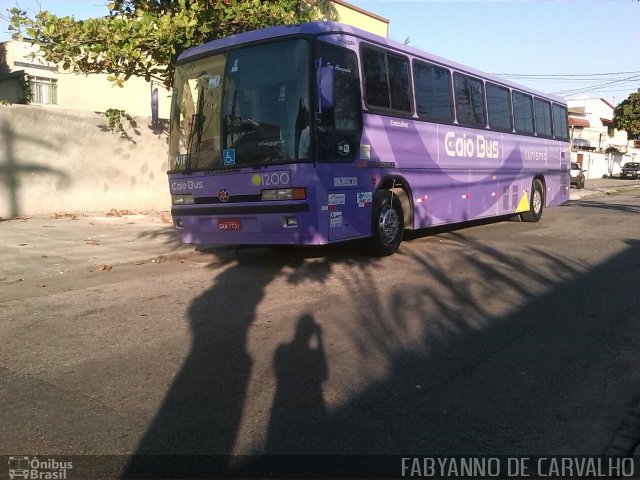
[1,178,639,286]
[0,209,199,286]
[570,177,640,200]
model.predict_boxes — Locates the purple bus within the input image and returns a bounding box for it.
[168,21,570,255]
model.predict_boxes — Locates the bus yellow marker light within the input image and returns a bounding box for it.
[252,174,262,186]
[515,192,530,213]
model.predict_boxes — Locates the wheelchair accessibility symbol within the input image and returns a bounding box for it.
[223,149,236,166]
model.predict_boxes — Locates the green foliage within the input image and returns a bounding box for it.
[7,0,336,90]
[104,108,134,133]
[613,92,640,140]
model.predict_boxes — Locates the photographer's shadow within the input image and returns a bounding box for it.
[265,314,328,454]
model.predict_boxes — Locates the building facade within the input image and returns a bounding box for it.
[568,97,639,178]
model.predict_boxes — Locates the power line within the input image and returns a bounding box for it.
[497,70,640,78]
[552,74,640,96]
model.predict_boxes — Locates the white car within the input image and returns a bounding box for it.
[570,162,585,189]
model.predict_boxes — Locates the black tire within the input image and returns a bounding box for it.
[520,179,544,223]
[370,190,404,256]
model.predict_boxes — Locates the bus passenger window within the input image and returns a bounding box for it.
[454,73,486,127]
[486,82,512,132]
[534,98,552,138]
[362,46,412,113]
[413,61,453,123]
[513,91,534,134]
[552,104,569,141]
[362,48,390,109]
[387,54,412,112]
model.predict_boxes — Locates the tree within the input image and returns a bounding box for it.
[6,0,336,90]
[613,91,640,140]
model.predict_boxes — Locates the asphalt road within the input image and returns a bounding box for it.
[2,191,640,477]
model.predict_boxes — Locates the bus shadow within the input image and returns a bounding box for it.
[402,215,516,242]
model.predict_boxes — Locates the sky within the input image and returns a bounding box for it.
[1,0,639,105]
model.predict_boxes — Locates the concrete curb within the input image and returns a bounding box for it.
[570,184,640,201]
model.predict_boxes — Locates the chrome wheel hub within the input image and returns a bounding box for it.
[533,189,542,214]
[378,205,399,244]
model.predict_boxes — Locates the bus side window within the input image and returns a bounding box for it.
[513,91,535,135]
[453,73,486,127]
[486,82,512,132]
[552,104,569,141]
[317,42,362,162]
[413,60,454,123]
[534,98,552,138]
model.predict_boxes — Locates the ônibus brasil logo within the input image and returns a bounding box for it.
[8,456,73,479]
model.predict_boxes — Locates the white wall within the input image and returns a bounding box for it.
[0,104,170,218]
[572,150,637,179]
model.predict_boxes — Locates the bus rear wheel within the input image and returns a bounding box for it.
[370,190,404,256]
[520,179,544,222]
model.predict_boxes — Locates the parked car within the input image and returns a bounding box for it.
[570,162,585,189]
[620,162,640,179]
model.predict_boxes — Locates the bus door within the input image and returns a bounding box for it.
[316,40,367,242]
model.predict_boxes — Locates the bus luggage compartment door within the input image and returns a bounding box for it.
[326,190,371,242]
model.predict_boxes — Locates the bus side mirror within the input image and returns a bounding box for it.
[316,65,334,119]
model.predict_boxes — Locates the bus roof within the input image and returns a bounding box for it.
[177,21,565,105]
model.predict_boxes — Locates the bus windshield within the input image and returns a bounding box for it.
[169,39,311,172]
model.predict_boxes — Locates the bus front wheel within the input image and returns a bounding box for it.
[370,190,404,256]
[520,179,544,222]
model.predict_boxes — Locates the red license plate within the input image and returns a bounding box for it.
[218,219,242,231]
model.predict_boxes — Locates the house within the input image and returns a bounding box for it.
[567,97,639,178]
[0,0,389,118]
[0,39,171,118]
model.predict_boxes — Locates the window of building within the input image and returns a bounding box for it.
[486,82,512,132]
[551,104,569,141]
[453,73,486,127]
[29,76,58,104]
[412,60,453,122]
[534,98,552,138]
[513,91,534,134]
[361,46,412,113]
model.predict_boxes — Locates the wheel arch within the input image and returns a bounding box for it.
[376,175,414,230]
[533,174,547,206]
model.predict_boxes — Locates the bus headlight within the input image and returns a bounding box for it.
[261,188,306,201]
[171,194,194,205]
